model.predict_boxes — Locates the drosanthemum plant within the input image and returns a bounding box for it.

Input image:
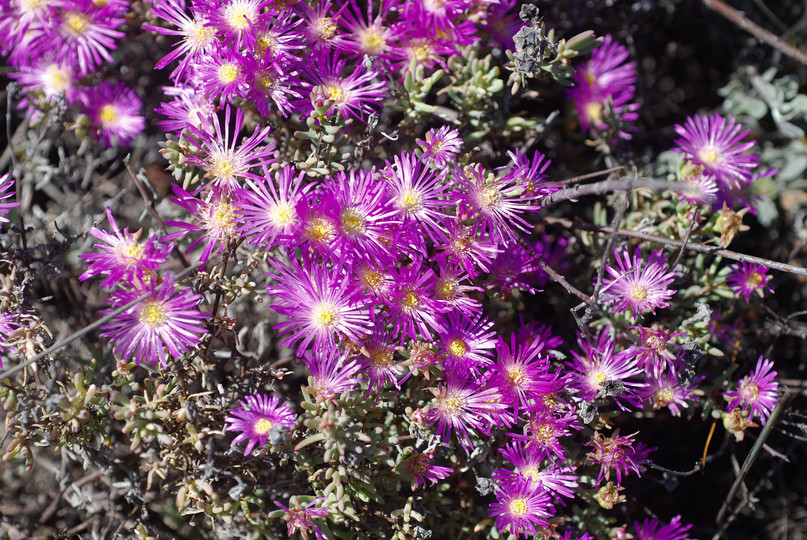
[488,475,553,539]
[673,113,759,191]
[599,245,677,319]
[724,355,779,423]
[99,274,208,368]
[225,393,297,455]
[79,81,145,147]
[726,261,773,302]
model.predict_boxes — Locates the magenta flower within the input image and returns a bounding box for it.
[301,346,362,405]
[434,219,499,279]
[302,49,386,121]
[0,173,20,223]
[488,241,541,296]
[266,258,372,355]
[324,168,400,266]
[155,85,216,134]
[417,126,462,169]
[426,370,508,453]
[225,393,296,455]
[402,449,453,491]
[234,165,307,249]
[567,35,639,139]
[726,261,772,303]
[504,149,557,199]
[383,259,447,344]
[633,515,693,540]
[495,441,578,501]
[339,0,398,62]
[355,324,406,395]
[438,312,496,374]
[164,186,240,264]
[79,207,171,289]
[200,0,272,50]
[586,429,649,485]
[184,104,275,191]
[507,408,577,462]
[99,275,208,368]
[44,0,125,76]
[488,333,550,414]
[241,52,303,118]
[566,329,645,410]
[639,370,698,417]
[489,475,553,539]
[433,260,483,317]
[724,355,779,423]
[79,82,145,148]
[454,163,538,241]
[191,44,249,104]
[273,497,329,540]
[625,325,685,379]
[143,0,217,81]
[0,312,20,368]
[600,246,676,319]
[381,152,452,245]
[673,114,759,190]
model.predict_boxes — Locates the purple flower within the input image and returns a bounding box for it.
[339,0,397,62]
[586,429,649,485]
[301,346,362,405]
[488,241,540,296]
[0,174,20,223]
[324,168,400,266]
[155,85,216,134]
[241,52,303,118]
[273,497,329,540]
[438,312,496,374]
[11,58,76,114]
[79,207,171,289]
[267,258,372,355]
[381,152,452,245]
[191,44,249,104]
[625,325,685,379]
[633,515,693,540]
[426,370,508,453]
[356,324,406,395]
[567,35,639,140]
[79,82,145,148]
[402,449,453,491]
[433,260,483,317]
[488,475,552,539]
[200,0,272,50]
[99,275,208,368]
[234,165,307,249]
[566,329,645,410]
[494,441,578,501]
[0,312,20,368]
[673,114,759,190]
[724,355,779,423]
[488,333,550,414]
[184,104,275,191]
[143,0,217,81]
[726,261,772,303]
[507,408,577,462]
[639,370,698,417]
[302,49,386,121]
[417,126,462,169]
[383,259,447,344]
[43,0,125,76]
[434,219,499,279]
[454,163,538,241]
[504,149,556,199]
[164,186,239,264]
[225,393,296,455]
[600,246,676,319]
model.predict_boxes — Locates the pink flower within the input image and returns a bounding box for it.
[225,393,296,455]
[600,246,676,319]
[724,355,779,423]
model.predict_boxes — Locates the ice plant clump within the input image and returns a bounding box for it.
[225,393,296,455]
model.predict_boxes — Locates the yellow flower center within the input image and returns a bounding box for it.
[43,64,71,95]
[208,152,240,181]
[306,218,335,243]
[399,190,423,213]
[187,21,216,50]
[254,418,273,435]
[224,2,256,31]
[447,339,467,358]
[740,380,759,401]
[506,365,525,386]
[98,104,119,127]
[401,288,420,312]
[697,145,722,167]
[315,17,338,41]
[412,43,432,62]
[255,33,278,56]
[436,278,457,301]
[218,63,241,84]
[628,284,648,303]
[210,201,236,233]
[139,301,168,328]
[748,272,763,288]
[269,202,295,226]
[368,345,394,369]
[359,28,386,54]
[509,498,528,516]
[340,209,366,236]
[64,12,89,37]
[585,101,603,125]
[439,393,465,416]
[123,242,145,260]
[653,387,674,408]
[532,423,554,445]
[360,267,383,292]
[312,303,339,329]
[322,84,345,104]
